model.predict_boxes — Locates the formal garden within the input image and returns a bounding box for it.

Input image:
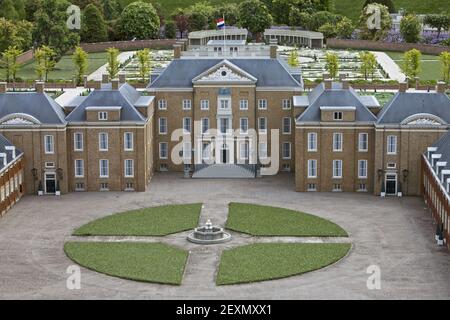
[64,202,351,285]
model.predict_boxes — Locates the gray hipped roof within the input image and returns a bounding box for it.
[430,131,450,173]
[0,134,23,171]
[66,83,146,122]
[296,82,378,123]
[148,59,302,89]
[0,92,66,124]
[377,92,450,124]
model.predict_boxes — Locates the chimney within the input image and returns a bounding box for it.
[173,44,181,59]
[0,82,6,93]
[119,73,126,84]
[269,39,278,59]
[342,79,350,90]
[93,80,102,90]
[35,81,45,94]
[399,82,408,93]
[437,81,446,93]
[102,74,110,84]
[111,79,119,90]
[324,79,332,90]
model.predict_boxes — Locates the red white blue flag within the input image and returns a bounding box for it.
[216,18,225,29]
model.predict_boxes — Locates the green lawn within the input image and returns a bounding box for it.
[216,243,351,285]
[64,242,188,285]
[385,51,443,82]
[226,203,348,237]
[0,52,108,82]
[73,203,202,236]
[334,0,450,22]
[372,92,395,106]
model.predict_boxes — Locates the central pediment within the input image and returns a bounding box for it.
[192,60,257,85]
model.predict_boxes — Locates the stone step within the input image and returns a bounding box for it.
[192,164,255,179]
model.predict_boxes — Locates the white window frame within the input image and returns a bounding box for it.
[240,141,249,160]
[333,160,343,178]
[98,111,108,121]
[258,99,267,110]
[74,132,83,151]
[258,117,267,134]
[333,111,343,121]
[182,142,191,161]
[99,159,109,178]
[358,133,368,152]
[74,159,84,178]
[201,117,209,134]
[333,132,343,152]
[308,132,317,152]
[387,135,397,155]
[158,99,167,110]
[183,117,192,134]
[259,142,268,159]
[182,99,192,110]
[124,159,134,178]
[200,99,209,110]
[308,159,317,178]
[358,159,368,179]
[282,142,291,160]
[99,132,108,151]
[159,142,168,159]
[159,117,167,135]
[240,117,248,134]
[282,99,291,110]
[124,132,133,151]
[219,117,230,134]
[239,99,248,110]
[44,135,54,154]
[282,117,291,134]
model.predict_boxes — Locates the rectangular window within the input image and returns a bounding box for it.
[333,160,343,178]
[258,117,267,133]
[359,133,368,152]
[239,100,248,110]
[219,99,230,110]
[183,117,192,134]
[219,118,230,134]
[100,183,109,191]
[240,118,248,134]
[282,117,291,134]
[159,117,167,134]
[387,135,397,154]
[124,132,133,151]
[333,111,343,120]
[74,159,84,178]
[202,142,210,160]
[333,133,343,152]
[240,142,249,160]
[98,111,108,121]
[308,132,317,152]
[158,100,167,110]
[44,135,54,154]
[307,183,317,191]
[159,142,168,159]
[282,99,291,110]
[200,100,209,110]
[124,159,134,177]
[99,159,109,178]
[125,182,134,190]
[201,118,209,134]
[358,160,368,178]
[333,183,342,192]
[258,99,267,110]
[74,132,83,151]
[259,142,267,159]
[282,142,291,159]
[358,183,367,192]
[99,133,108,151]
[182,142,191,160]
[308,159,317,178]
[75,183,85,191]
[182,99,192,110]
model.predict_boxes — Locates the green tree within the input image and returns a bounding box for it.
[136,48,151,82]
[0,0,18,20]
[118,1,160,40]
[271,0,293,25]
[24,0,41,22]
[165,21,176,39]
[1,46,22,82]
[336,17,355,39]
[401,49,422,80]
[359,3,392,41]
[186,2,213,31]
[289,7,310,28]
[359,51,377,80]
[400,14,421,43]
[362,0,395,13]
[325,52,339,79]
[35,45,56,81]
[13,0,26,20]
[213,3,239,26]
[423,14,450,38]
[82,4,108,43]
[0,18,33,52]
[171,8,189,38]
[308,11,343,32]
[106,47,119,78]
[238,0,273,40]
[287,49,299,67]
[318,23,337,39]
[101,0,120,20]
[72,46,88,85]
[439,51,450,84]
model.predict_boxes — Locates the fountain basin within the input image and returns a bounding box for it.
[187,219,232,244]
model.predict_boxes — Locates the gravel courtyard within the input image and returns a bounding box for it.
[0,173,449,300]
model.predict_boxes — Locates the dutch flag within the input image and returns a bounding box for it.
[216,18,225,29]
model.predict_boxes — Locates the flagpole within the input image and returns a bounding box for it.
[223,14,226,56]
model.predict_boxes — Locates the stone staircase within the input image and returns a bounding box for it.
[192,164,256,179]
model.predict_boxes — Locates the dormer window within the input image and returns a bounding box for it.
[333,111,343,120]
[98,111,108,121]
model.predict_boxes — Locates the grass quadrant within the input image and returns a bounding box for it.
[216,243,351,285]
[73,203,202,236]
[226,203,348,237]
[64,242,188,285]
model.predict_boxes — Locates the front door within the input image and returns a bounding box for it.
[385,174,397,195]
[221,144,229,164]
[45,173,56,194]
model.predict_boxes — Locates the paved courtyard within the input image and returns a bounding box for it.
[0,173,449,300]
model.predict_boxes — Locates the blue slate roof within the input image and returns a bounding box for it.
[296,82,378,123]
[0,92,66,124]
[377,92,450,124]
[0,134,23,171]
[66,83,146,122]
[148,58,302,89]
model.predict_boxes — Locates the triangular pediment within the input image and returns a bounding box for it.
[192,60,257,85]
